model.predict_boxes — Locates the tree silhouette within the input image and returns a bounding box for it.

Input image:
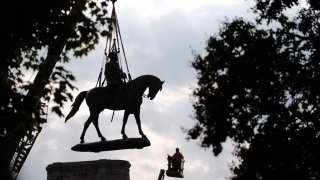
[188,1,320,179]
[0,0,111,179]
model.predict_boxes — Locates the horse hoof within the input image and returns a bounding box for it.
[122,135,128,139]
[80,140,85,144]
[101,137,106,141]
[142,134,147,139]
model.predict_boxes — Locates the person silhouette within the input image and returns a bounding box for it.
[104,51,126,106]
[167,148,184,171]
[104,51,126,84]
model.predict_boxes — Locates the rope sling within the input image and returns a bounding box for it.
[96,0,131,88]
[95,0,131,122]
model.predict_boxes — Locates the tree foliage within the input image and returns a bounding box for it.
[0,0,111,179]
[253,0,320,20]
[189,0,320,179]
[0,0,110,133]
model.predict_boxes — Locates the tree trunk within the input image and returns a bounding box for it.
[4,0,88,178]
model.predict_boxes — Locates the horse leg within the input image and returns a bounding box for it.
[121,110,129,139]
[134,109,147,139]
[92,111,106,141]
[80,114,93,143]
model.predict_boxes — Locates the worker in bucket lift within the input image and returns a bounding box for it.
[167,148,184,171]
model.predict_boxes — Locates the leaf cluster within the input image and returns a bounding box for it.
[189,1,320,179]
[0,0,111,134]
[253,0,320,21]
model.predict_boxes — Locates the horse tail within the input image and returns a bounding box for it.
[65,91,87,122]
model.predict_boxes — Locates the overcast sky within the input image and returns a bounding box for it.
[18,0,256,179]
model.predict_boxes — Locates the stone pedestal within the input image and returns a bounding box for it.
[46,159,130,180]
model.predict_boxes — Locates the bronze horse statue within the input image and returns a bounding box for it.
[65,75,164,143]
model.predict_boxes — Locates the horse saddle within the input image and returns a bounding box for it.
[106,83,127,108]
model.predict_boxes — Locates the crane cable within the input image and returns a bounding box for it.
[97,0,131,122]
[113,6,132,81]
[97,0,132,88]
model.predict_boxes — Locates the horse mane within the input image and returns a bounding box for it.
[126,75,161,92]
[132,74,160,82]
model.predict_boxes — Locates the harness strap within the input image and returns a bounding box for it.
[95,68,104,87]
[110,110,115,122]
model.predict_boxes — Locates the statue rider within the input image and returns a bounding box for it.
[104,51,126,106]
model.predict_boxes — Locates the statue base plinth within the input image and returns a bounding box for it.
[71,137,151,152]
[47,159,130,180]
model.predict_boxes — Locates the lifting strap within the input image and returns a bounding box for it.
[99,0,131,122]
[106,1,132,81]
[97,0,131,88]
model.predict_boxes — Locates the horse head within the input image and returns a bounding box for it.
[148,79,164,100]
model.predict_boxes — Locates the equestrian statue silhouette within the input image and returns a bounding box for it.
[65,75,164,143]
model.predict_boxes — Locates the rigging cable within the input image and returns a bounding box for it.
[109,1,132,81]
